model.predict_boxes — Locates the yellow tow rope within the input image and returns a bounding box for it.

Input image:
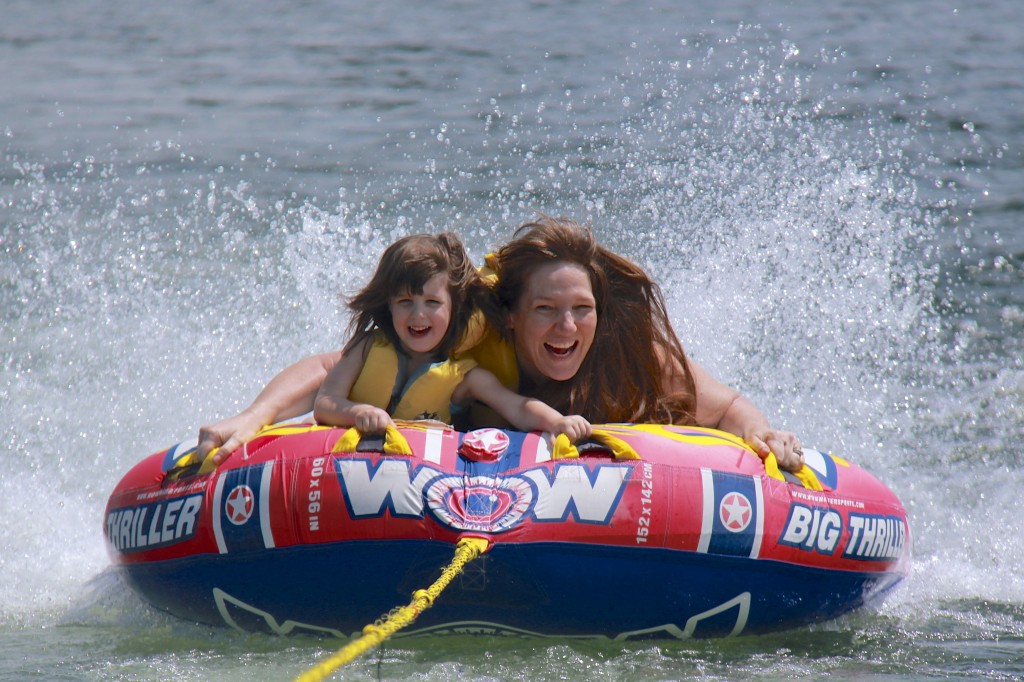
[292,536,491,682]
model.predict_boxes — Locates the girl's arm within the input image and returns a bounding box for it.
[198,350,343,464]
[453,368,592,441]
[313,337,393,433]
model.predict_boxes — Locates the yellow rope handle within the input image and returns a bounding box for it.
[551,428,640,460]
[762,451,824,491]
[552,426,823,490]
[332,425,413,456]
[292,536,490,682]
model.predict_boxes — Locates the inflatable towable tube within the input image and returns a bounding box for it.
[104,422,910,640]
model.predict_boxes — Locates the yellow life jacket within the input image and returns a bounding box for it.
[348,333,477,423]
[451,259,498,354]
[467,324,518,390]
[466,255,519,389]
[464,325,520,428]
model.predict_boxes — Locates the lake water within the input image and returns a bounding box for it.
[3,0,1023,679]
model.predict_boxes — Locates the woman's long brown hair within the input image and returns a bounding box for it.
[492,216,697,424]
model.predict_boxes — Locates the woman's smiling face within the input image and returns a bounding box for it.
[509,261,597,383]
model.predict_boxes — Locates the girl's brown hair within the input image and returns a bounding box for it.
[345,233,488,360]
[492,216,696,424]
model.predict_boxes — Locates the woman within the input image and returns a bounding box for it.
[197,216,803,470]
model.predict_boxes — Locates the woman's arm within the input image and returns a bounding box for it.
[689,358,804,471]
[662,352,804,472]
[454,368,592,441]
[196,350,343,464]
[313,338,392,433]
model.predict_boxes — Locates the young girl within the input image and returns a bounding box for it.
[313,233,591,442]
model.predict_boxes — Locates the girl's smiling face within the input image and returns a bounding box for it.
[509,261,597,382]
[389,272,452,359]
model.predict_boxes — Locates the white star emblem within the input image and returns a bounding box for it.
[225,485,254,525]
[460,428,510,461]
[719,492,752,532]
[477,430,504,449]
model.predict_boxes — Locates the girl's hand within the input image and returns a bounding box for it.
[554,415,593,443]
[348,404,393,433]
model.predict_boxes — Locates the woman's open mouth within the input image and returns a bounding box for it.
[408,326,431,338]
[544,341,579,357]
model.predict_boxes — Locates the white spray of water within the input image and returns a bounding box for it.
[3,28,1021,637]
